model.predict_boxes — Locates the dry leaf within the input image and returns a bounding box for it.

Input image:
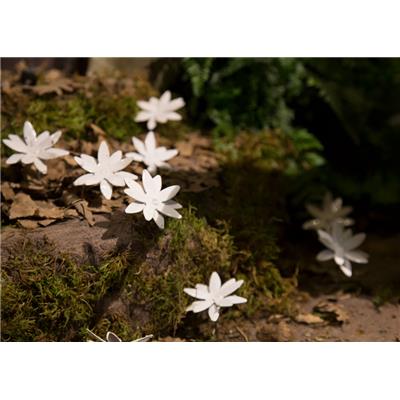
[17,219,39,229]
[35,201,65,219]
[313,302,349,325]
[9,193,37,219]
[1,182,15,201]
[295,313,325,325]
[175,141,194,157]
[38,219,57,227]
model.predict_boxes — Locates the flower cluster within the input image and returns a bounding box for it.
[304,193,369,277]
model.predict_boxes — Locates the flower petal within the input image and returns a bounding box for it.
[222,295,247,305]
[147,119,156,130]
[165,111,182,121]
[219,278,243,297]
[153,210,165,229]
[142,169,156,195]
[98,141,110,164]
[110,150,122,164]
[132,137,146,155]
[23,121,36,145]
[208,304,220,321]
[3,136,27,153]
[159,185,180,201]
[125,151,144,162]
[164,200,182,209]
[74,173,100,186]
[157,203,182,219]
[125,202,145,214]
[143,204,155,221]
[113,157,132,171]
[50,130,62,144]
[187,299,213,313]
[317,230,335,250]
[145,131,156,152]
[316,249,334,261]
[33,158,47,174]
[115,171,138,185]
[346,250,369,263]
[6,153,23,164]
[209,272,221,294]
[40,148,69,159]
[124,181,147,202]
[339,259,352,277]
[135,111,152,122]
[100,179,113,199]
[343,233,366,251]
[106,174,125,187]
[157,148,178,162]
[137,100,154,111]
[75,155,98,172]
[21,154,35,164]
[169,97,185,110]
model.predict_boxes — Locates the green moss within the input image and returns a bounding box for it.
[1,239,128,341]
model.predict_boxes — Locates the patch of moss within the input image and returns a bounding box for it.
[1,239,128,341]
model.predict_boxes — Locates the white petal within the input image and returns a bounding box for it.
[125,202,145,214]
[187,299,213,313]
[184,288,197,298]
[164,200,182,209]
[40,148,69,159]
[100,179,113,199]
[343,233,366,250]
[208,304,220,322]
[222,295,247,305]
[152,174,162,193]
[36,131,51,146]
[143,204,155,221]
[132,137,146,155]
[306,204,324,219]
[145,131,156,152]
[113,157,132,171]
[346,250,369,264]
[110,150,122,164]
[209,272,221,294]
[339,260,352,277]
[159,185,180,201]
[169,97,185,110]
[75,155,97,172]
[33,158,47,174]
[219,279,244,297]
[115,171,138,185]
[74,174,100,186]
[23,121,36,144]
[316,249,334,261]
[98,141,110,164]
[124,181,147,202]
[50,130,62,144]
[147,119,156,130]
[137,100,154,111]
[317,230,335,250]
[135,111,152,123]
[195,284,210,300]
[3,136,27,153]
[165,112,182,121]
[106,174,125,187]
[6,153,23,164]
[157,148,178,162]
[153,210,165,229]
[142,169,156,195]
[21,154,35,164]
[157,204,182,219]
[160,90,171,103]
[125,151,144,162]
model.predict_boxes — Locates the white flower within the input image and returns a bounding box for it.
[317,223,369,277]
[135,90,185,130]
[87,329,153,342]
[124,169,182,229]
[184,271,247,322]
[303,192,354,230]
[74,141,137,200]
[2,121,69,174]
[126,131,178,175]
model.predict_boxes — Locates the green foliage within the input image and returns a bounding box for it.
[160,58,306,137]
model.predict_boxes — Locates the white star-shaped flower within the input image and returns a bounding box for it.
[135,90,185,130]
[87,329,153,342]
[317,223,369,277]
[184,272,247,322]
[74,141,137,200]
[303,192,354,230]
[126,131,178,174]
[2,121,69,174]
[124,169,182,229]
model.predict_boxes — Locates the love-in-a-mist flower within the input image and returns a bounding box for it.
[87,329,153,342]
[74,141,137,199]
[184,272,247,322]
[303,192,354,231]
[135,90,185,130]
[126,131,178,174]
[124,169,182,229]
[317,223,369,277]
[2,121,69,174]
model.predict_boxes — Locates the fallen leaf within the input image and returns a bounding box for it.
[35,201,65,219]
[175,141,194,157]
[313,302,349,325]
[9,193,37,219]
[17,219,39,229]
[295,313,325,325]
[1,182,15,201]
[38,219,57,227]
